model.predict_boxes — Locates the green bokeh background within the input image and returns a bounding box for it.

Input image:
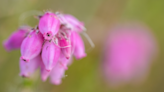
[0,0,164,92]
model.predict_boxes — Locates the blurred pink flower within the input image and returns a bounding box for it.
[71,31,86,59]
[103,23,157,86]
[49,53,71,85]
[56,13,86,32]
[19,55,41,77]
[40,60,50,81]
[3,26,30,51]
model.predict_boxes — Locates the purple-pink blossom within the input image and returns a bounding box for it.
[39,12,60,40]
[42,40,61,71]
[102,23,157,86]
[58,30,72,59]
[56,13,86,32]
[3,26,30,51]
[3,11,88,85]
[19,55,41,77]
[71,31,86,59]
[20,29,44,62]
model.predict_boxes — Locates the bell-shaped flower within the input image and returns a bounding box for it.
[58,31,72,59]
[40,60,51,81]
[3,26,30,51]
[56,13,85,32]
[19,55,41,78]
[20,30,44,62]
[41,40,60,71]
[71,31,86,59]
[39,12,60,40]
[49,53,71,85]
[40,52,72,82]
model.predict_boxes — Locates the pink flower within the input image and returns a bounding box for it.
[49,53,71,85]
[71,31,86,59]
[3,26,30,51]
[20,29,44,62]
[103,23,157,86]
[56,13,85,32]
[58,31,72,59]
[40,53,71,83]
[41,40,61,71]
[3,11,89,85]
[39,12,60,40]
[19,55,41,78]
[49,62,65,85]
[40,60,51,81]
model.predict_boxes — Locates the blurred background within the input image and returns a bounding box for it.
[0,0,164,92]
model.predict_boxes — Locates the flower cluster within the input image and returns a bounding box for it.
[3,11,87,85]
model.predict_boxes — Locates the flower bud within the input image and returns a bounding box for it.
[20,30,44,62]
[39,12,60,40]
[19,55,41,77]
[40,60,51,81]
[41,40,60,71]
[3,26,30,51]
[71,32,86,59]
[58,32,71,59]
[49,53,71,85]
[57,13,85,32]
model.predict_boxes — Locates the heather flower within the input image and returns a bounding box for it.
[19,55,41,77]
[103,23,157,86]
[39,12,60,40]
[3,26,30,51]
[3,10,90,85]
[56,13,86,32]
[58,31,72,59]
[71,31,86,59]
[40,53,71,83]
[50,52,71,85]
[41,40,61,71]
[49,62,66,85]
[21,29,44,62]
[40,60,50,81]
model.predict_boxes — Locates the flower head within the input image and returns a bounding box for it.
[3,11,89,85]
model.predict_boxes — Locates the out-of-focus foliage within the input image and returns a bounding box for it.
[0,0,164,92]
